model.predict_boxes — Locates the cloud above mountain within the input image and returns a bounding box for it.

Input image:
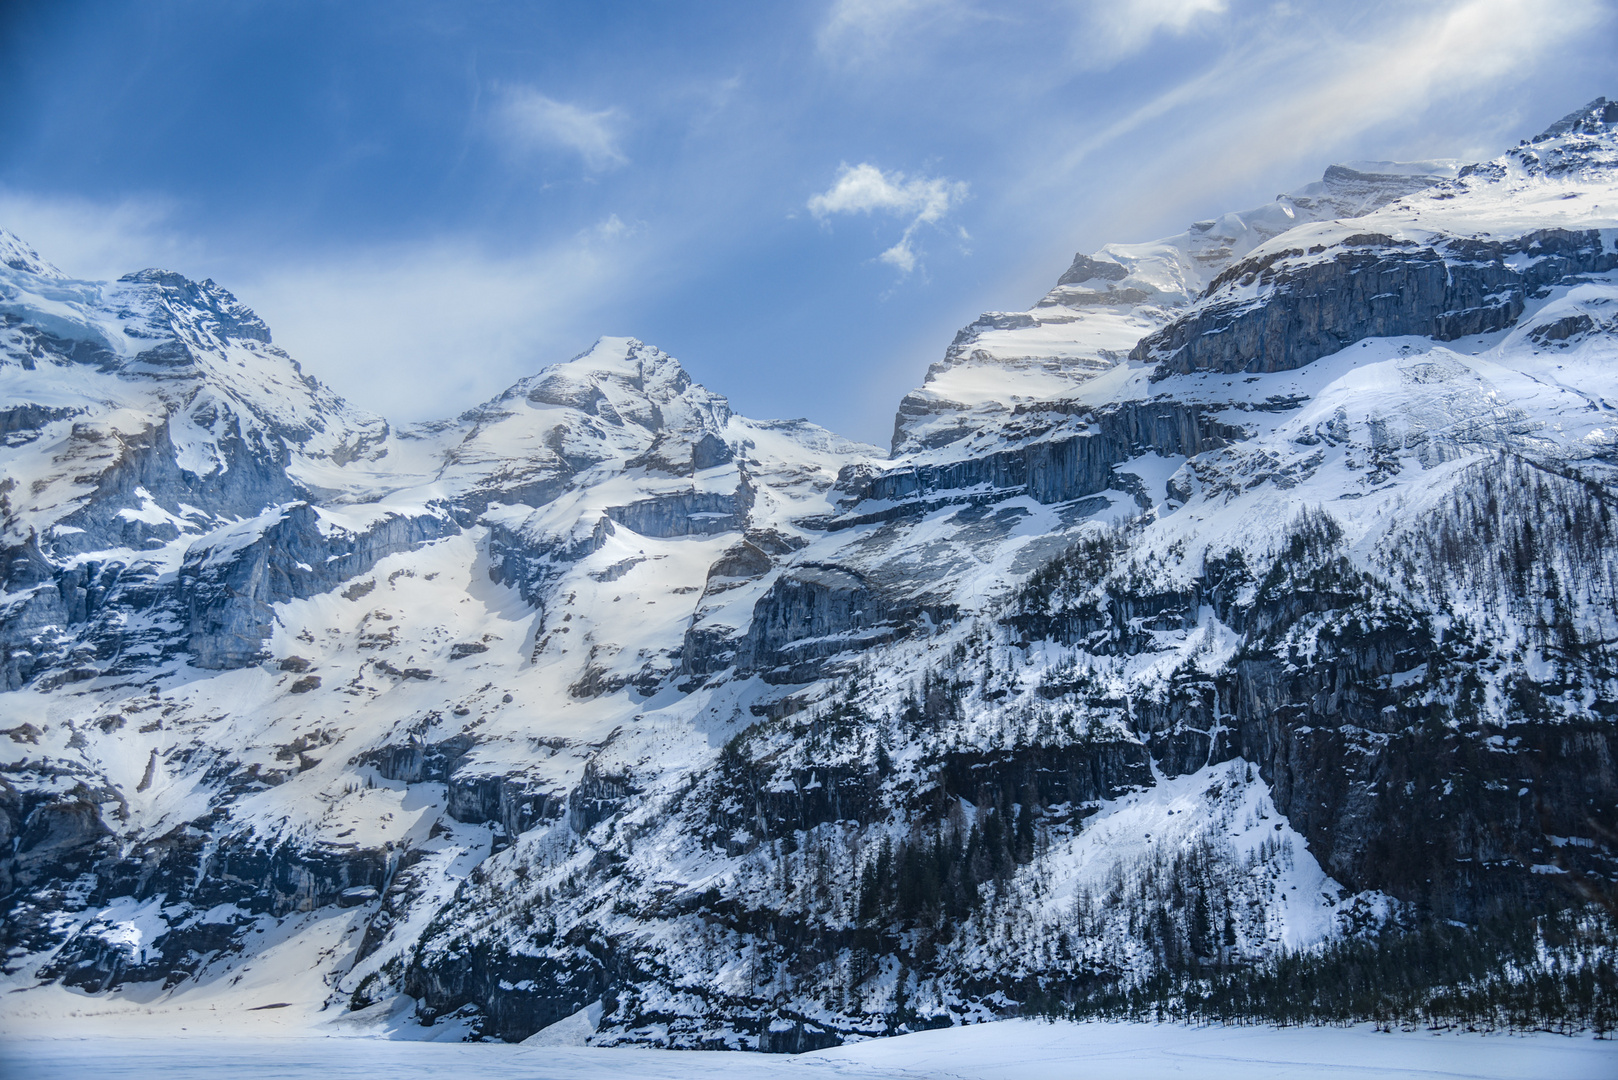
[808,162,968,274]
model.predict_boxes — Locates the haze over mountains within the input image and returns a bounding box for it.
[1,98,1616,1047]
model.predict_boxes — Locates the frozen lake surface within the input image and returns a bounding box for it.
[3,1021,1614,1080]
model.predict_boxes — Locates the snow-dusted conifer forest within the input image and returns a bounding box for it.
[2,99,1618,1069]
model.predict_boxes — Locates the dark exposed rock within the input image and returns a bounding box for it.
[0,402,80,445]
[12,795,115,886]
[46,906,246,993]
[181,502,456,669]
[733,565,907,683]
[486,514,614,608]
[730,399,1243,683]
[706,540,775,582]
[1214,599,1618,919]
[709,737,1151,853]
[569,761,635,835]
[0,582,72,690]
[46,416,303,560]
[374,660,433,681]
[691,432,734,471]
[606,490,739,538]
[447,769,562,838]
[407,931,609,1043]
[1136,228,1618,376]
[118,269,274,344]
[187,834,401,917]
[1529,312,1598,344]
[1057,253,1130,286]
[709,759,883,848]
[757,1021,843,1053]
[842,400,1242,521]
[932,741,1153,817]
[361,733,476,784]
[342,579,376,601]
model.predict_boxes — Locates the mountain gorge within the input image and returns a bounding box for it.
[2,99,1617,1046]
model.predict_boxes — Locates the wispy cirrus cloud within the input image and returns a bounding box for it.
[817,0,1225,69]
[1045,0,1608,217]
[0,188,651,422]
[808,162,968,274]
[237,238,636,419]
[0,189,200,281]
[1075,0,1228,66]
[817,0,971,62]
[491,86,628,171]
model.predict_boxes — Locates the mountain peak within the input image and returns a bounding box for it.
[0,227,68,280]
[474,336,731,437]
[1534,95,1618,140]
[118,267,273,344]
[1496,94,1618,178]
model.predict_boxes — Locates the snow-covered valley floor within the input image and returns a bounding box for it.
[2,1022,1613,1080]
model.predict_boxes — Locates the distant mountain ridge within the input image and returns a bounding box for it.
[1,98,1615,1046]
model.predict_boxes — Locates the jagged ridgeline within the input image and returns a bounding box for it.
[3,99,1618,1046]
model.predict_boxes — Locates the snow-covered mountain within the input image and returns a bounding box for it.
[2,99,1616,1046]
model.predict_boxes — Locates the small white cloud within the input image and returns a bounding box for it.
[809,162,967,277]
[586,213,645,243]
[809,162,968,277]
[808,162,965,223]
[1078,0,1228,65]
[493,86,628,171]
[879,238,916,273]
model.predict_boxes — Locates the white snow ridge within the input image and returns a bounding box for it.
[3,99,1618,1077]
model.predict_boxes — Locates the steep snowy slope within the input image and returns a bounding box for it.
[891,159,1458,454]
[397,98,1618,1044]
[2,99,1616,1049]
[0,234,391,538]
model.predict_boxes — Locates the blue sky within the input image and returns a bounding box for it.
[2,0,1614,447]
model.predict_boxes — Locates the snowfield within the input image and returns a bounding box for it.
[2,1022,1614,1080]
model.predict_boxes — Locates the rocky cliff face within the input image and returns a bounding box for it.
[1135,227,1618,376]
[2,99,1617,1047]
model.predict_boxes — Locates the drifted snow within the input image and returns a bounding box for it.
[1,1024,1613,1079]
